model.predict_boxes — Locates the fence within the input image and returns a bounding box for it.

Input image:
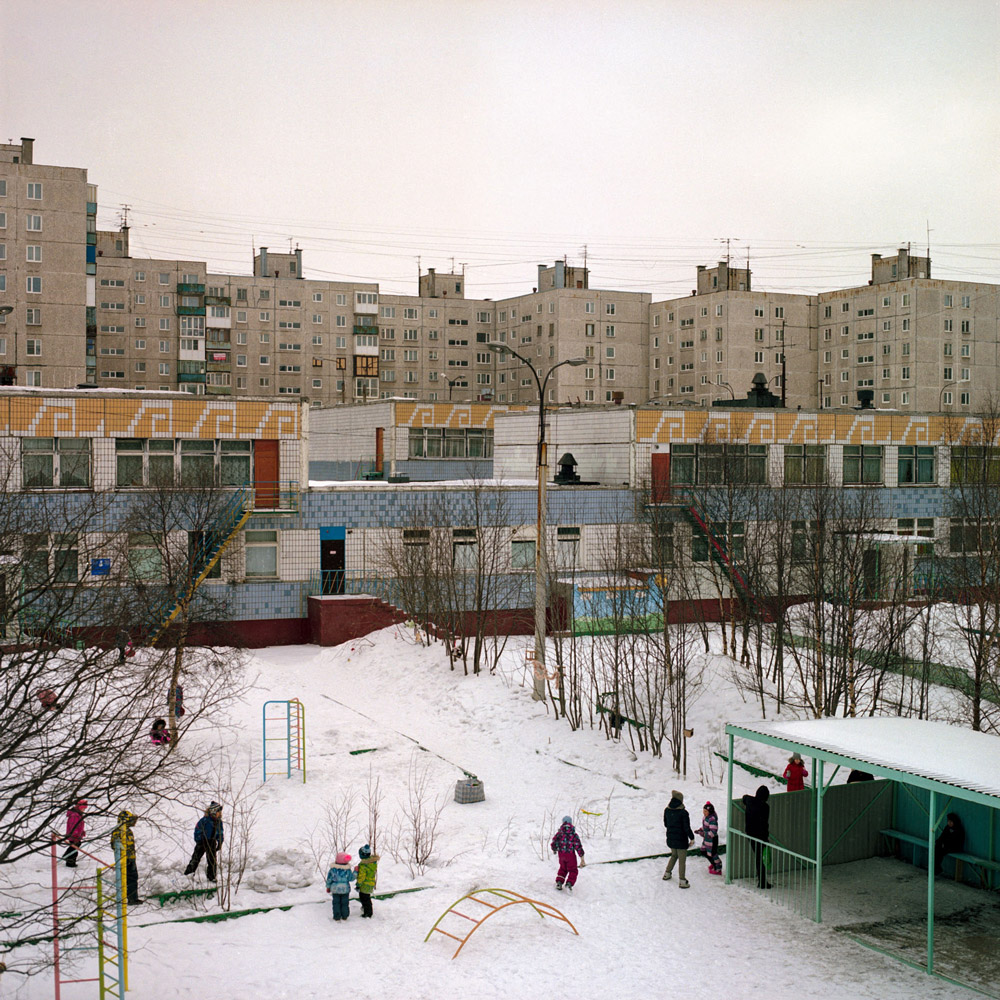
[727,829,817,918]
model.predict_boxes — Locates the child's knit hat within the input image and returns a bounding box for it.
[562,815,572,825]
[359,844,372,859]
[335,851,351,865]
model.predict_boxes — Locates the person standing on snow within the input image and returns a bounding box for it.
[110,810,141,905]
[63,799,87,868]
[551,815,586,892]
[326,852,356,922]
[354,844,380,918]
[695,801,722,876]
[742,785,771,889]
[662,790,695,888]
[184,802,224,882]
[783,753,808,792]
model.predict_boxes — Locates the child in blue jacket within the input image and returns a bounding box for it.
[325,852,356,921]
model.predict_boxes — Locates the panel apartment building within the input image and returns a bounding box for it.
[3,138,1000,415]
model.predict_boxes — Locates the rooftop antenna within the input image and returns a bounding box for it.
[288,236,294,253]
[119,203,131,229]
[451,257,456,273]
[417,254,421,288]
[582,243,588,272]
[926,220,932,264]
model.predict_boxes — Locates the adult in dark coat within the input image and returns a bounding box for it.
[662,790,695,887]
[934,813,965,875]
[742,784,771,888]
[184,802,224,882]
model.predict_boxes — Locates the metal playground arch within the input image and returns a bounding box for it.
[424,887,578,959]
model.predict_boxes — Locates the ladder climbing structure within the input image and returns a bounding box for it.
[262,698,306,782]
[424,888,578,959]
[147,483,255,647]
[50,833,128,1000]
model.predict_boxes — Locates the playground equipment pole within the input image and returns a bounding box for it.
[51,836,62,1000]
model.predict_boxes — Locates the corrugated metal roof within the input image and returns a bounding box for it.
[729,717,1000,800]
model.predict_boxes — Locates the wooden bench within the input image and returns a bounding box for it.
[881,830,1000,888]
[950,851,1000,889]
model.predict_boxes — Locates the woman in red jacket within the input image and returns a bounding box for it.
[783,753,808,792]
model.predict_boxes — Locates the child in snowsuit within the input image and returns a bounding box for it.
[663,790,695,888]
[695,801,722,875]
[184,802,224,882]
[551,816,585,891]
[150,719,171,745]
[63,799,87,868]
[354,844,380,918]
[783,753,808,792]
[110,810,141,905]
[326,852,356,921]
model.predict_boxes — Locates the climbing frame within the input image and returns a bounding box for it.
[424,887,578,959]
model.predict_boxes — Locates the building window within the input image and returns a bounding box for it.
[26,214,42,231]
[670,444,768,485]
[784,445,826,485]
[25,338,41,356]
[693,521,744,562]
[511,539,535,570]
[128,533,163,580]
[897,445,935,485]
[22,438,91,488]
[452,529,478,570]
[26,308,41,326]
[950,446,1000,485]
[245,528,279,577]
[843,445,883,485]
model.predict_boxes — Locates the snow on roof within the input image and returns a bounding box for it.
[730,717,1000,800]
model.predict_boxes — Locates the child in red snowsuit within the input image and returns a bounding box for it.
[783,753,808,792]
[551,816,585,891]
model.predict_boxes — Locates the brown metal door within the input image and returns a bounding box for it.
[254,439,279,508]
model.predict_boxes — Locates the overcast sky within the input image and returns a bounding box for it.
[3,0,998,300]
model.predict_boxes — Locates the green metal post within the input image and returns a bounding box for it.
[725,733,734,885]
[927,789,936,973]
[814,758,824,923]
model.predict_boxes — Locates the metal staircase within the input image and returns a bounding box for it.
[147,484,255,647]
[671,489,764,615]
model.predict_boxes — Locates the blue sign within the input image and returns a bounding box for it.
[91,558,111,576]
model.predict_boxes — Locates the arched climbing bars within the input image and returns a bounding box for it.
[424,887,579,959]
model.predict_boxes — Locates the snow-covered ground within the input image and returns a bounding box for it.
[5,624,985,999]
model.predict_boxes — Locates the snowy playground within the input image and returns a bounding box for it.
[4,622,998,1000]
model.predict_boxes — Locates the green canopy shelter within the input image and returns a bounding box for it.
[725,717,1000,992]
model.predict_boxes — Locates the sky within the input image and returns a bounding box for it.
[2,0,999,301]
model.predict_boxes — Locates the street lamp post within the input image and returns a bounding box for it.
[487,342,586,702]
[939,381,957,410]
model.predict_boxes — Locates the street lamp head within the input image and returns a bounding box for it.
[0,306,13,316]
[565,357,587,367]
[485,343,503,354]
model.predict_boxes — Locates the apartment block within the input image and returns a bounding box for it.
[649,263,817,410]
[0,138,89,389]
[817,250,1000,413]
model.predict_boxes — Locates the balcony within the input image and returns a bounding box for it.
[178,372,206,383]
[177,306,206,317]
[204,295,231,306]
[177,283,205,295]
[353,324,378,336]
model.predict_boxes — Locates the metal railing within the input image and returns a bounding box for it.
[727,830,817,919]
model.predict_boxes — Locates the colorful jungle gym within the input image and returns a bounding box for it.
[424,888,579,959]
[262,699,306,782]
[49,833,128,1000]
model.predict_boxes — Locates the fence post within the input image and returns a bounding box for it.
[927,788,936,973]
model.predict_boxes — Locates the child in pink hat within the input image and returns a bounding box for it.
[325,852,356,921]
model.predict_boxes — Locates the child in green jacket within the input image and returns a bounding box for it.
[354,844,380,918]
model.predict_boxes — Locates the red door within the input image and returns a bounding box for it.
[651,452,671,504]
[375,427,384,475]
[255,439,279,508]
